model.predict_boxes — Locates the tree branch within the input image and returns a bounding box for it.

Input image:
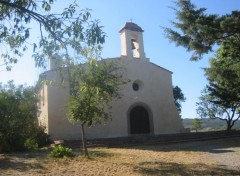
[232,114,240,124]
[215,32,239,41]
[0,1,48,23]
[0,0,65,47]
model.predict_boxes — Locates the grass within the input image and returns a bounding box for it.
[0,137,240,175]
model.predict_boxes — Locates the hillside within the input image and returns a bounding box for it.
[182,118,240,132]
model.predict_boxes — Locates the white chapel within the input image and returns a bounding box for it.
[38,22,186,140]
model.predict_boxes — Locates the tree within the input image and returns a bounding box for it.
[173,86,186,116]
[164,0,240,60]
[205,36,240,92]
[197,86,240,132]
[197,36,240,132]
[0,1,105,70]
[191,118,202,132]
[0,81,47,152]
[67,51,124,156]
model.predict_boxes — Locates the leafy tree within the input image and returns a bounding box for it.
[67,51,124,156]
[205,36,240,93]
[173,86,186,115]
[165,0,240,131]
[191,118,202,132]
[197,37,240,132]
[164,0,240,60]
[197,86,240,132]
[0,0,105,70]
[0,81,47,152]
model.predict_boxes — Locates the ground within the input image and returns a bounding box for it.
[0,137,240,175]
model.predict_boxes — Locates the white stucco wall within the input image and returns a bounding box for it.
[38,56,185,140]
[38,84,49,133]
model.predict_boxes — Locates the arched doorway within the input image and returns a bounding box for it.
[130,106,150,134]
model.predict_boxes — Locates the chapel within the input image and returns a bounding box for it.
[37,22,186,140]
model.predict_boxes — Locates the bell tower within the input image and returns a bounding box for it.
[119,22,146,59]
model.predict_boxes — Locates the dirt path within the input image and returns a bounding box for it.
[0,137,240,175]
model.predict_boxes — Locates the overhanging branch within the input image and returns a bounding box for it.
[0,1,65,47]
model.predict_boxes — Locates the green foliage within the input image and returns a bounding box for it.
[33,126,51,148]
[50,145,74,158]
[67,49,125,156]
[164,0,240,60]
[24,138,38,150]
[191,118,202,132]
[205,36,240,97]
[0,81,49,152]
[67,51,123,127]
[197,36,240,131]
[0,1,105,70]
[173,86,186,115]
[26,125,50,149]
[164,0,240,130]
[197,85,240,131]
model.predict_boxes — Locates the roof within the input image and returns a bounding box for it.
[104,57,173,74]
[119,22,144,33]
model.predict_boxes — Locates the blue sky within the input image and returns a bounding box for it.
[1,0,239,119]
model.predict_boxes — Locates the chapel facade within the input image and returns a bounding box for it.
[37,22,186,140]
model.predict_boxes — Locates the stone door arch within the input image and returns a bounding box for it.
[129,105,152,134]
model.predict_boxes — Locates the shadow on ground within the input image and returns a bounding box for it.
[128,161,240,176]
[129,137,240,154]
[89,150,116,158]
[0,156,45,172]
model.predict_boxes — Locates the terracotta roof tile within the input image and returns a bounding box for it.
[119,22,144,33]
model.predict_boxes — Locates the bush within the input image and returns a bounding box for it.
[50,145,74,158]
[0,82,50,152]
[0,125,50,153]
[0,133,26,152]
[31,126,51,148]
[24,138,38,150]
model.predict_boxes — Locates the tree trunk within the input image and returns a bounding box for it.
[80,123,88,156]
[226,120,233,132]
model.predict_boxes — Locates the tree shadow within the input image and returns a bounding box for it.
[128,161,240,176]
[69,149,117,161]
[0,156,45,172]
[208,149,235,154]
[89,150,115,158]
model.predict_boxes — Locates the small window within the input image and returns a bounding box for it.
[132,83,139,91]
[132,80,144,91]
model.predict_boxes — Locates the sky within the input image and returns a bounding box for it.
[1,0,239,119]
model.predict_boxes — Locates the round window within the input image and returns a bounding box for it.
[132,80,143,91]
[132,83,139,91]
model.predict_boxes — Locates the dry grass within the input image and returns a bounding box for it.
[0,137,240,176]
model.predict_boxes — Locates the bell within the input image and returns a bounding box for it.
[131,39,136,50]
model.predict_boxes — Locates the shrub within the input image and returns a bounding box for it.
[31,126,51,148]
[22,126,50,151]
[50,145,74,158]
[0,126,50,152]
[0,82,50,152]
[24,138,38,150]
